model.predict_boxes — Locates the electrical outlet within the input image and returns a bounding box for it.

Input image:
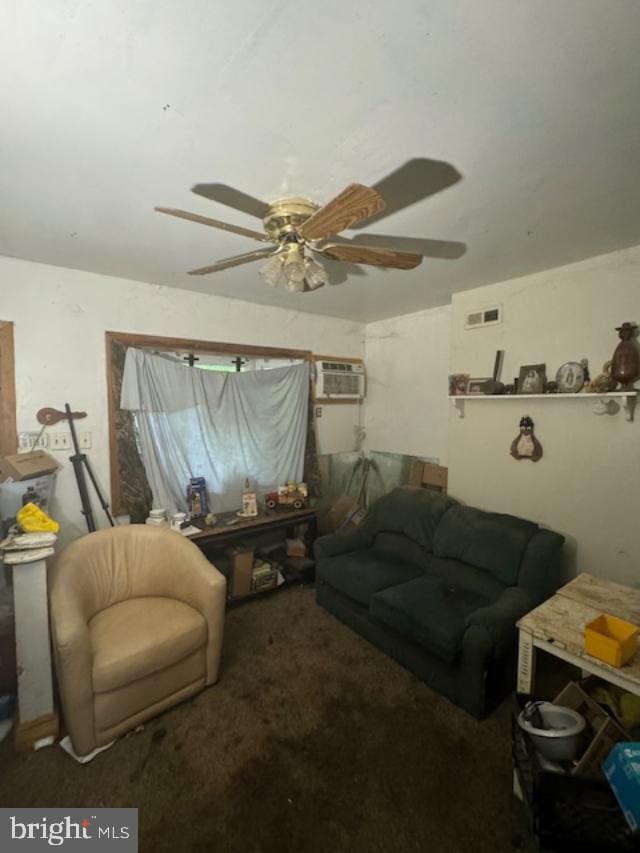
[18,431,49,451]
[50,432,71,451]
[79,432,92,449]
[315,406,323,418]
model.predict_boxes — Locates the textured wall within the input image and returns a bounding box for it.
[0,255,364,542]
[364,305,450,462]
[448,244,640,585]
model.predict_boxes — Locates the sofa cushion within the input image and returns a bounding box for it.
[373,532,429,568]
[366,487,457,551]
[90,596,207,694]
[433,505,537,586]
[426,557,506,602]
[317,548,424,608]
[370,573,496,664]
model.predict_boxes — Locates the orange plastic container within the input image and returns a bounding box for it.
[584,614,639,668]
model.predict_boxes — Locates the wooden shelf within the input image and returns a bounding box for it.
[449,391,637,421]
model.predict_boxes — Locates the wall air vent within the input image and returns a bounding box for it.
[464,305,502,330]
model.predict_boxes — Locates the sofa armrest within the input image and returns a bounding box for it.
[314,528,374,562]
[464,586,535,659]
[518,528,565,604]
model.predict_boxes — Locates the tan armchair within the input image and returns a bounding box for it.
[50,525,226,756]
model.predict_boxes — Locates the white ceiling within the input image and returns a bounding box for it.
[2,1,640,322]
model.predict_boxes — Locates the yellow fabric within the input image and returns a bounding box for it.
[50,525,226,756]
[17,501,60,532]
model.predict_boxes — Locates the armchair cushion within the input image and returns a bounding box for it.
[370,573,498,664]
[90,597,207,694]
[318,549,424,608]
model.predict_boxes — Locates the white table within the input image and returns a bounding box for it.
[517,573,640,697]
[11,555,58,749]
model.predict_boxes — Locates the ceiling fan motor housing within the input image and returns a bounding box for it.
[263,197,319,242]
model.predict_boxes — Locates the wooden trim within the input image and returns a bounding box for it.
[0,321,17,456]
[105,336,122,516]
[106,332,315,515]
[106,331,312,362]
[15,712,59,752]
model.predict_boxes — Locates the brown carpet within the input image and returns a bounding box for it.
[0,586,530,852]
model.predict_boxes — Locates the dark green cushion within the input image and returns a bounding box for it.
[370,573,496,664]
[366,487,457,551]
[426,557,506,601]
[433,505,538,586]
[317,548,424,608]
[373,532,429,568]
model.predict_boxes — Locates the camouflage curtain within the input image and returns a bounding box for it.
[110,341,153,522]
[303,385,321,499]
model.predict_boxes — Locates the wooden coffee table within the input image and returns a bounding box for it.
[517,573,640,697]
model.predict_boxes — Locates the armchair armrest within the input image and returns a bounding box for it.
[464,586,535,659]
[163,541,227,686]
[49,589,95,756]
[314,528,374,562]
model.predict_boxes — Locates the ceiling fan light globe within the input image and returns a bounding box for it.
[284,263,305,284]
[259,254,284,287]
[304,257,328,289]
[284,277,304,293]
[283,244,306,284]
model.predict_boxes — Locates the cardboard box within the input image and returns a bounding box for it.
[554,681,629,777]
[0,451,59,483]
[251,560,278,592]
[408,460,448,492]
[286,538,307,558]
[0,474,57,523]
[226,544,254,598]
[319,495,364,535]
[603,742,640,832]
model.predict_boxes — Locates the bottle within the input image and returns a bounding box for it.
[242,478,258,517]
[22,485,40,507]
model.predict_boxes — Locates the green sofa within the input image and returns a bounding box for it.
[315,488,564,718]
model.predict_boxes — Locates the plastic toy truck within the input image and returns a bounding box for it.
[265,481,308,511]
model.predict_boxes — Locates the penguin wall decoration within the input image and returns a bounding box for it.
[510,416,543,462]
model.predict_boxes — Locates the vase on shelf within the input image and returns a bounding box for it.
[611,322,640,390]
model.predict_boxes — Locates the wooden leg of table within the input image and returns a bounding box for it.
[517,629,536,695]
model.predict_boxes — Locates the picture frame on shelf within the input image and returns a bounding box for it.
[466,377,493,395]
[449,374,470,396]
[517,364,546,394]
[555,361,586,393]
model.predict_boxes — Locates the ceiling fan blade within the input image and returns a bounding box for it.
[187,248,276,276]
[360,158,462,228]
[155,207,271,242]
[299,184,385,241]
[350,232,466,260]
[190,183,270,220]
[321,242,422,270]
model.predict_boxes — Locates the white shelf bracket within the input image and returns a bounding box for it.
[452,398,465,419]
[622,393,636,422]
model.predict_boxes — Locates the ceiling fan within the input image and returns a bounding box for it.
[155,160,464,293]
[156,184,422,293]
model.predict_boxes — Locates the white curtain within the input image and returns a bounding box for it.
[120,348,309,515]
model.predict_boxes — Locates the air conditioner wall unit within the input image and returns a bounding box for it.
[314,358,365,401]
